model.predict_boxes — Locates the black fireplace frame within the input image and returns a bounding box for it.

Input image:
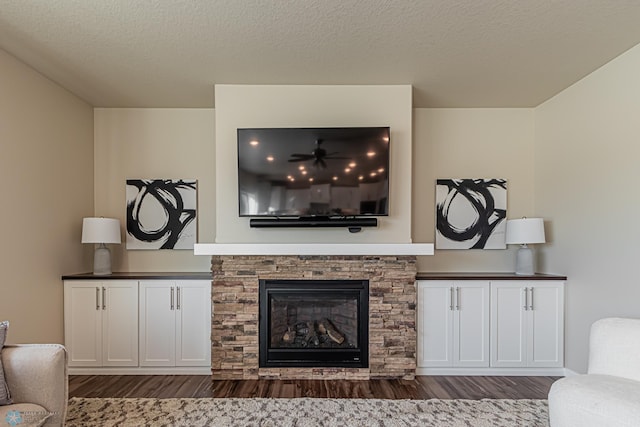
[259,279,369,368]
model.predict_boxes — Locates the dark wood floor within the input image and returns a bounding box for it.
[69,375,559,400]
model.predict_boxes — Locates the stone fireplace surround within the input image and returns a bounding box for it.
[211,255,418,380]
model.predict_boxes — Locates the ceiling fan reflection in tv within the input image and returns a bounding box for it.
[287,139,349,169]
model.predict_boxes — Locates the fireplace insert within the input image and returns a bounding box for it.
[259,279,369,368]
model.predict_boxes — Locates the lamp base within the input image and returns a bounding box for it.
[514,245,535,275]
[93,243,112,275]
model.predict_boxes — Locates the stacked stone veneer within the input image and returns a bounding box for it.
[211,255,417,380]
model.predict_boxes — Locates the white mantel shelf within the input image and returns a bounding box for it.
[194,243,434,256]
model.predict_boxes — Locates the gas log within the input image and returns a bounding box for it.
[304,321,320,347]
[282,327,295,344]
[318,318,345,344]
[280,318,345,347]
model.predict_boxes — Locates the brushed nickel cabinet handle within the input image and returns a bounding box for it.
[170,287,175,310]
[529,287,534,311]
[177,286,181,310]
[450,287,454,311]
[96,287,100,310]
[523,287,528,311]
[102,287,106,310]
[456,287,461,310]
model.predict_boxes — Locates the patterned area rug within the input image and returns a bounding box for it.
[66,397,549,427]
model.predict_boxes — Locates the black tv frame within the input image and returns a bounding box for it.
[237,127,390,224]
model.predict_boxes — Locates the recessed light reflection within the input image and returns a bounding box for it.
[333,176,338,181]
[358,175,364,181]
[344,168,351,173]
[309,178,314,182]
[378,167,385,173]
[367,151,376,157]
[250,140,259,146]
[266,155,274,162]
[349,162,356,168]
[298,165,305,170]
[383,136,389,142]
[301,170,308,175]
[370,172,377,177]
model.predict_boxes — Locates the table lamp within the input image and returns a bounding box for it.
[82,217,121,275]
[505,217,546,275]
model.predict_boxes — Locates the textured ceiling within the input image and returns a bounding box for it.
[2,0,640,108]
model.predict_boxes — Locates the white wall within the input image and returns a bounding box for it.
[214,85,413,243]
[535,44,640,373]
[413,108,536,272]
[94,108,215,272]
[0,49,93,343]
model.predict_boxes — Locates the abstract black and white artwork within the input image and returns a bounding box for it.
[435,178,507,250]
[126,179,197,250]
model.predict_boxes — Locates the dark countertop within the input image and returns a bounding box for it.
[62,272,212,280]
[416,272,567,281]
[62,271,566,281]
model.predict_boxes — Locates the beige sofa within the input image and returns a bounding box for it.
[548,317,640,427]
[1,344,68,426]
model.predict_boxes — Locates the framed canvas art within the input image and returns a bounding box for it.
[126,179,197,250]
[435,178,507,249]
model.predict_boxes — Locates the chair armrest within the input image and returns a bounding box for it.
[1,344,68,425]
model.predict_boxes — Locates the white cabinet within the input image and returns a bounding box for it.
[63,275,211,374]
[417,276,565,375]
[139,280,211,367]
[417,281,490,368]
[490,281,564,368]
[64,280,138,367]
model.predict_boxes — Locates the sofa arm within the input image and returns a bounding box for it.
[1,344,68,426]
[549,374,640,427]
[588,318,640,382]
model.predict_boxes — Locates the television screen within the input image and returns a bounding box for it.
[237,127,390,217]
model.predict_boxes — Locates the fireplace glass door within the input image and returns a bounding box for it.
[259,279,369,368]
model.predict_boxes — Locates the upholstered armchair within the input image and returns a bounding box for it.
[1,344,68,426]
[548,317,640,427]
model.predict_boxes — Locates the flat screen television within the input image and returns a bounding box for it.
[237,127,390,218]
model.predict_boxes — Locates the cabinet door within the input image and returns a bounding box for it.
[527,283,564,367]
[102,281,138,367]
[175,281,212,366]
[490,282,527,367]
[139,281,176,366]
[64,281,102,367]
[454,282,490,367]
[417,281,454,367]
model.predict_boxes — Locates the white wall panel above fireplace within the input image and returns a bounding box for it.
[214,84,413,244]
[194,243,434,256]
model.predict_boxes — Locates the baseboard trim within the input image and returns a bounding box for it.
[416,367,566,376]
[70,366,572,377]
[562,368,580,376]
[68,367,212,375]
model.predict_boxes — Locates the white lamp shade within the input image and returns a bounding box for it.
[505,218,545,245]
[82,218,122,244]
